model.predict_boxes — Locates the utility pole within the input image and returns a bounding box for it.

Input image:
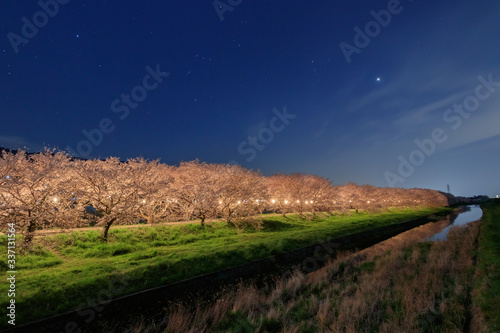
[447,184,450,194]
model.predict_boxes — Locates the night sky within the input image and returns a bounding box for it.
[1,1,499,197]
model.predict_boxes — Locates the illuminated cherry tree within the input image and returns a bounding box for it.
[0,146,457,247]
[0,150,81,247]
[137,163,176,224]
[267,174,295,217]
[267,173,334,216]
[172,160,220,225]
[216,164,268,226]
[72,157,154,241]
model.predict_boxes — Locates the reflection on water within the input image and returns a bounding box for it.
[428,205,483,241]
[352,205,482,259]
[308,206,483,278]
[347,215,453,261]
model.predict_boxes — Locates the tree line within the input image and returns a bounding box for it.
[0,149,458,246]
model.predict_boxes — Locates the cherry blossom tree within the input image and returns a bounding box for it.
[266,173,333,216]
[136,162,175,224]
[72,157,153,241]
[0,150,81,247]
[216,164,268,226]
[300,174,333,213]
[172,161,220,225]
[267,174,295,217]
[1,145,457,248]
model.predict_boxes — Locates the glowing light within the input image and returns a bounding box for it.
[271,199,276,203]
[142,199,146,203]
[237,201,241,204]
[284,200,288,204]
[310,200,313,203]
[297,200,300,203]
[305,201,309,204]
[219,201,222,204]
[53,197,58,202]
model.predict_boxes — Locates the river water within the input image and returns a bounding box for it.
[337,205,483,262]
[428,205,483,241]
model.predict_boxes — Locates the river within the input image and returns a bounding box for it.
[428,205,483,241]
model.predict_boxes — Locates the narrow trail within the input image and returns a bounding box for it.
[31,213,285,236]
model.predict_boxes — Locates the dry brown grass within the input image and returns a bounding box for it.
[124,220,485,333]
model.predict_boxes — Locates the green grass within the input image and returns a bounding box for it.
[0,207,450,326]
[136,215,479,333]
[475,201,500,332]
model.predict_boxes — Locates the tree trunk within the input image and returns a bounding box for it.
[22,219,36,248]
[102,218,116,242]
[22,232,35,248]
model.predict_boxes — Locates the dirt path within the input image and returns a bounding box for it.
[34,220,200,236]
[32,213,285,236]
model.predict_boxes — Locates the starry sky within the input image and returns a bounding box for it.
[1,1,499,197]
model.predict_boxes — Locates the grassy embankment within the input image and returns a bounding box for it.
[0,207,450,326]
[127,206,496,333]
[474,201,500,332]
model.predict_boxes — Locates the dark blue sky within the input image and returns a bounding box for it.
[1,1,499,197]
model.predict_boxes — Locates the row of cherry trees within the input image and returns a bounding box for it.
[0,150,453,245]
